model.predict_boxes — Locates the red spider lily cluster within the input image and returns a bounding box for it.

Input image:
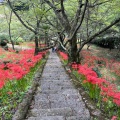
[58,51,68,60]
[81,50,120,78]
[75,64,120,106]
[111,116,117,120]
[0,48,47,89]
[59,51,120,118]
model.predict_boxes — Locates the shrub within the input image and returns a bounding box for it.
[15,37,24,45]
[0,34,9,46]
[92,37,120,49]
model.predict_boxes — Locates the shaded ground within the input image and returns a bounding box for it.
[84,44,120,61]
[83,44,120,87]
[7,43,31,50]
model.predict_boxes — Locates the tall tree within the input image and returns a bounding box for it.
[4,8,15,50]
[6,0,46,55]
[44,0,120,63]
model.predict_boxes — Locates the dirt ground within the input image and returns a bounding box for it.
[83,44,120,61]
[82,44,120,86]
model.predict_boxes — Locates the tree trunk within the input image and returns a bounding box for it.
[57,32,65,51]
[9,22,15,50]
[68,34,80,63]
[34,32,39,55]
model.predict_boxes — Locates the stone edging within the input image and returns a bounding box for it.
[12,52,49,120]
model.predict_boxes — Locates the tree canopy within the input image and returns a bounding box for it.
[0,0,119,62]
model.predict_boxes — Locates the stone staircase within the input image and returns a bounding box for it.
[25,51,90,120]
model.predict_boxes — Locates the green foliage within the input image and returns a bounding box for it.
[0,34,9,46]
[34,8,46,18]
[80,0,120,39]
[12,1,29,11]
[14,37,24,45]
[92,37,120,49]
[62,59,68,65]
[64,0,78,18]
[0,34,9,41]
[0,4,32,44]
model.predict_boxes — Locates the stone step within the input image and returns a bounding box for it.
[24,51,91,120]
[33,93,83,109]
[66,116,90,120]
[39,81,74,91]
[38,88,79,94]
[30,107,73,117]
[26,115,90,120]
[40,76,70,81]
[27,116,65,120]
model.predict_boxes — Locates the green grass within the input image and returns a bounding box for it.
[0,54,5,58]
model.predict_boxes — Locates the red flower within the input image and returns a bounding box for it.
[59,51,68,60]
[102,97,108,102]
[111,116,117,120]
[7,91,12,95]
[82,80,88,84]
[113,98,120,107]
[0,81,5,89]
[0,48,47,89]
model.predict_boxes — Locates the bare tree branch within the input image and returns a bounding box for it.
[7,0,35,33]
[89,0,109,8]
[77,17,120,54]
[71,0,83,31]
[60,0,70,27]
[44,0,63,25]
[44,0,57,11]
[52,38,67,52]
[26,21,35,28]
[44,0,71,32]
[70,0,88,40]
[45,16,56,28]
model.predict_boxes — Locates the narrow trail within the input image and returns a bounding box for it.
[7,44,31,50]
[25,51,90,120]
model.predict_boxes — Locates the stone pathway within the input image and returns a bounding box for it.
[25,51,91,120]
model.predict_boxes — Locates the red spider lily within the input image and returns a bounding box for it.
[113,99,120,106]
[81,50,120,78]
[59,51,120,109]
[0,80,5,89]
[82,80,88,84]
[58,51,68,60]
[7,91,12,95]
[71,62,78,70]
[111,116,117,120]
[74,62,120,107]
[0,49,47,89]
[100,91,106,96]
[102,97,108,102]
[113,92,120,100]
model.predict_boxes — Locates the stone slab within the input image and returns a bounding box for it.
[30,107,73,117]
[27,116,65,120]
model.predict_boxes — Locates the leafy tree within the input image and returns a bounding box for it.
[44,0,120,63]
[6,0,48,55]
[4,7,15,50]
[6,0,120,60]
[0,4,30,49]
[0,33,9,50]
